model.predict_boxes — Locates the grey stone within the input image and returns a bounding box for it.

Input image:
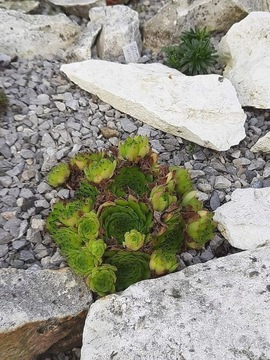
[12,240,27,251]
[18,249,35,262]
[20,149,35,159]
[214,176,232,190]
[81,247,270,360]
[0,229,12,244]
[0,53,11,67]
[0,244,8,258]
[209,191,221,211]
[0,268,92,359]
[199,248,215,262]
[0,143,12,159]
[0,176,12,187]
[41,133,56,148]
[34,199,50,209]
[248,159,266,171]
[120,118,137,133]
[3,218,22,238]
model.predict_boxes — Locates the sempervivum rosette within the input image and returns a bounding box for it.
[105,251,150,291]
[46,135,216,297]
[99,197,153,244]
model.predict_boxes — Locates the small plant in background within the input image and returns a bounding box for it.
[0,90,8,115]
[46,136,216,297]
[163,27,218,76]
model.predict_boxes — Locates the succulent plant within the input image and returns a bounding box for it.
[47,163,70,187]
[149,250,178,275]
[163,27,218,76]
[123,229,145,251]
[0,90,8,115]
[86,264,117,297]
[118,135,150,162]
[105,251,150,291]
[46,136,216,297]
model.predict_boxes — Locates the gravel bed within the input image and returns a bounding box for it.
[1,1,270,359]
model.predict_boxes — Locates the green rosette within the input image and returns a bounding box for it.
[186,210,215,249]
[149,250,178,276]
[118,136,150,162]
[52,227,83,256]
[110,166,149,197]
[99,198,153,244]
[67,247,100,276]
[77,211,100,240]
[75,181,99,202]
[84,158,116,183]
[105,251,150,291]
[59,199,93,227]
[47,163,70,187]
[46,202,66,235]
[86,264,117,297]
[86,239,106,260]
[123,229,145,251]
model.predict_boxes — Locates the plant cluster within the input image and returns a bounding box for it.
[0,90,8,115]
[46,136,215,297]
[163,27,218,76]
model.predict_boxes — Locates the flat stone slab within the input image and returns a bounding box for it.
[61,60,246,151]
[0,268,92,360]
[214,188,270,250]
[81,246,270,360]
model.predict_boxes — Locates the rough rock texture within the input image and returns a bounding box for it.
[81,246,270,360]
[0,268,92,360]
[143,0,270,50]
[0,10,80,59]
[89,5,142,61]
[60,60,246,151]
[48,0,106,18]
[0,0,39,13]
[251,132,270,153]
[218,12,270,109]
[65,22,102,61]
[214,188,270,250]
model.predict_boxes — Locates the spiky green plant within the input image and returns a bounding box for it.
[163,27,218,76]
[0,90,8,115]
[46,135,216,297]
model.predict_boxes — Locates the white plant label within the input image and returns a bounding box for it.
[123,41,140,63]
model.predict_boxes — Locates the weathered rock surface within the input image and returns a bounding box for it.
[218,12,270,109]
[48,0,105,18]
[61,60,246,151]
[0,10,80,59]
[81,246,270,360]
[89,5,141,61]
[143,0,270,50]
[214,188,270,250]
[0,0,39,13]
[0,268,92,360]
[65,22,102,61]
[251,132,270,153]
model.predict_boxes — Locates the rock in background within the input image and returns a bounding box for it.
[0,0,40,13]
[0,10,80,59]
[143,0,270,51]
[218,12,270,109]
[47,0,106,18]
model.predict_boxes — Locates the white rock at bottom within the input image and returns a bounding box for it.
[61,60,246,151]
[81,247,270,360]
[214,187,270,250]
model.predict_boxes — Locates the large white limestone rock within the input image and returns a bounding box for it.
[48,0,105,18]
[251,132,270,153]
[143,0,270,50]
[214,188,270,250]
[61,60,246,151]
[218,12,270,109]
[0,0,40,13]
[89,5,142,61]
[0,268,92,360]
[81,246,270,360]
[0,10,80,59]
